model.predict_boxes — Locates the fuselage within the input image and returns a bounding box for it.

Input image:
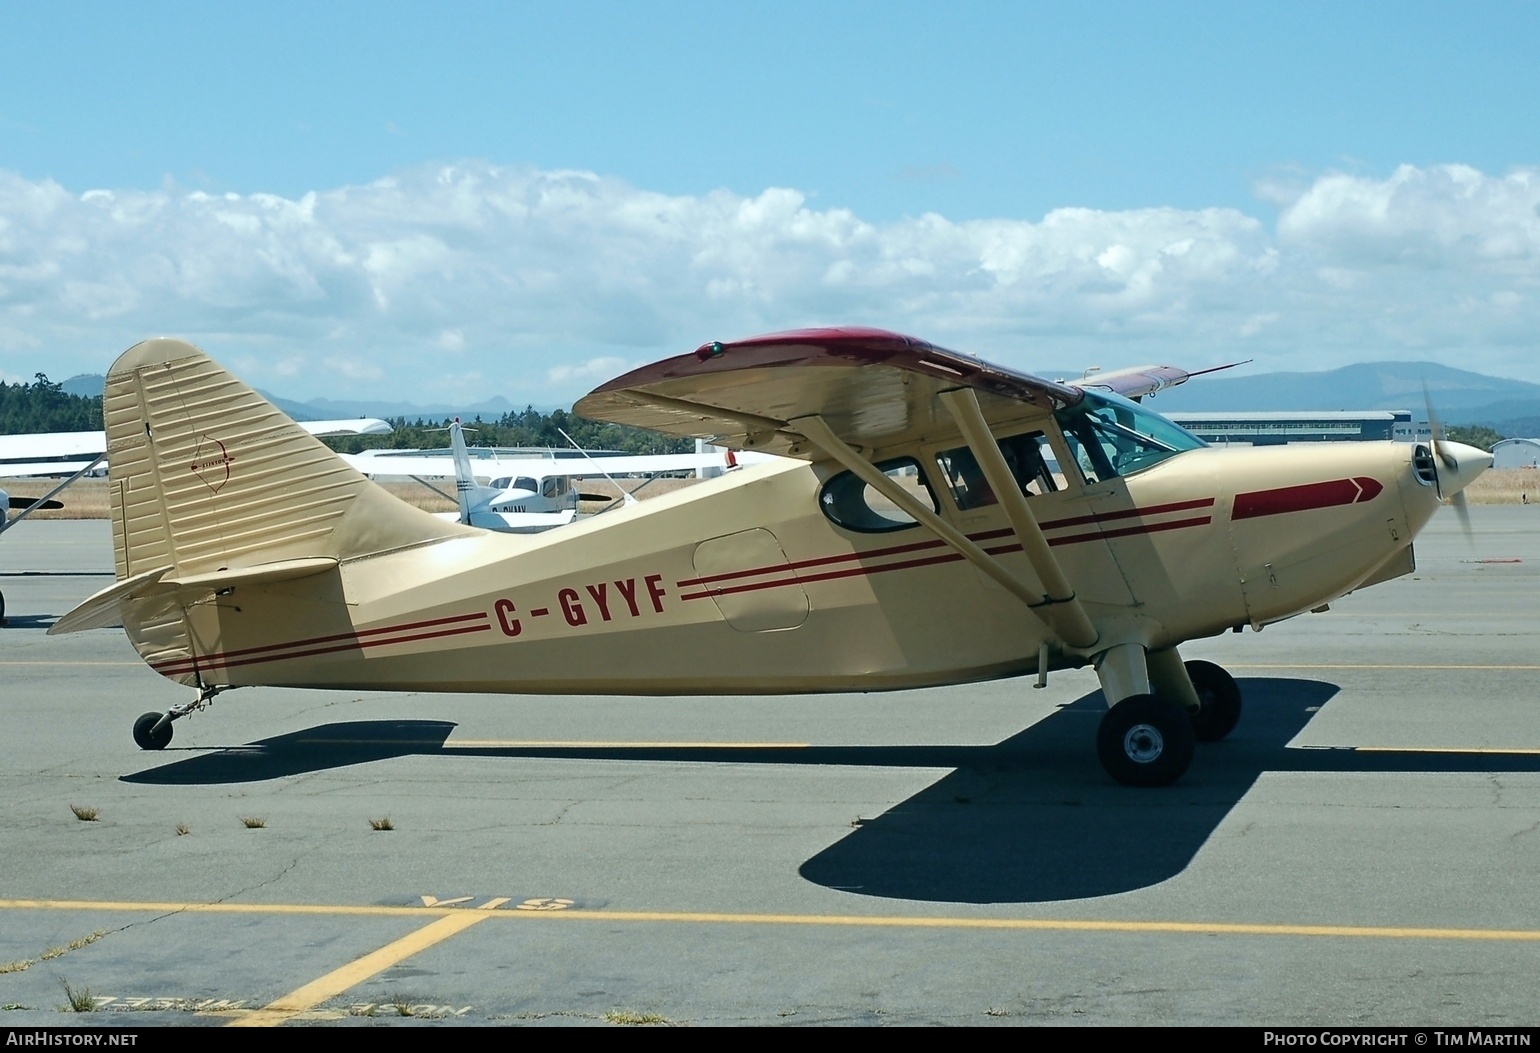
[145,432,1449,697]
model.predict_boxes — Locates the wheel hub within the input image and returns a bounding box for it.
[1122,723,1164,763]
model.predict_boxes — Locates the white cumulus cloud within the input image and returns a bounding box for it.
[1,162,1538,402]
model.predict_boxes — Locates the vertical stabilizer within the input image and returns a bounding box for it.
[104,338,471,582]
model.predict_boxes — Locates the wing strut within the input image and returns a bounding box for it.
[790,414,1074,642]
[937,388,1098,648]
[0,453,107,536]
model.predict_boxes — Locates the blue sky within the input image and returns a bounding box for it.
[2,2,1538,403]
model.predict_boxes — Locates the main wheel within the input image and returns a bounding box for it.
[1096,693,1195,787]
[132,711,172,751]
[1185,659,1242,742]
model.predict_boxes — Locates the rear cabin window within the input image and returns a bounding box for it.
[819,458,938,533]
[936,431,1058,510]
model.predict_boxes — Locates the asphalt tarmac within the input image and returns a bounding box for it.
[2,510,1539,1027]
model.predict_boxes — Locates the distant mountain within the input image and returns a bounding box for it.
[298,395,533,422]
[60,374,104,398]
[1144,361,1540,436]
[49,374,551,423]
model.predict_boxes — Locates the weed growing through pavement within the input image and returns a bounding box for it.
[60,980,96,1013]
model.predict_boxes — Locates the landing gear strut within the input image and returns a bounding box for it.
[1092,643,1242,786]
[131,683,230,750]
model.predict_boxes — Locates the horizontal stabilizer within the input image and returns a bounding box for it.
[49,565,175,635]
[49,557,341,635]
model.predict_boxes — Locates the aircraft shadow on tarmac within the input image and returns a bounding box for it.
[121,677,1540,903]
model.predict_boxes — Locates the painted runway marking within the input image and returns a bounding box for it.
[1233,663,1540,671]
[228,907,496,1028]
[0,661,143,666]
[7,898,1540,944]
[444,739,811,749]
[1340,746,1540,756]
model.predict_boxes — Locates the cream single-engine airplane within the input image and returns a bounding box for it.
[50,329,1492,786]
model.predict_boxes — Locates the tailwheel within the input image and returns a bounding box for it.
[132,711,172,751]
[1185,659,1242,742]
[1096,693,1195,787]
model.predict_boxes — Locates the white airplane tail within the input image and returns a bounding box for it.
[447,418,507,525]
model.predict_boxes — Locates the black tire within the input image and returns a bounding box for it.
[1096,693,1196,787]
[132,711,172,751]
[1185,659,1242,742]
[0,587,6,627]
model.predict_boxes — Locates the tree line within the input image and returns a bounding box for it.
[0,375,689,454]
[0,375,103,432]
[316,407,694,455]
[0,373,1512,455]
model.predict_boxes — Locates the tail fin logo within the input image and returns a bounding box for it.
[189,436,234,493]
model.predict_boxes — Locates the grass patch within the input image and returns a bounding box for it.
[368,817,394,831]
[59,980,96,1013]
[175,822,190,836]
[40,931,106,962]
[238,816,267,829]
[0,961,31,974]
[391,999,416,1017]
[68,804,98,822]
[605,1009,669,1026]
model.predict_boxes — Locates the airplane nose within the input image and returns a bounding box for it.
[1435,441,1494,498]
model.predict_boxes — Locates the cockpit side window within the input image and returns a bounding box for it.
[1055,391,1206,483]
[936,431,1058,510]
[818,457,938,533]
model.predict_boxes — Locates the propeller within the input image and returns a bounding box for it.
[1423,381,1473,540]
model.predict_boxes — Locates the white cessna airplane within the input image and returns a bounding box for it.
[344,421,767,532]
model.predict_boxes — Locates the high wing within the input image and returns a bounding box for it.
[0,420,388,480]
[1065,361,1247,402]
[573,327,1084,458]
[298,418,393,436]
[341,449,730,482]
[0,432,107,478]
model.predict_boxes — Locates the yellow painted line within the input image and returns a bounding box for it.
[0,661,143,667]
[4,898,1540,943]
[280,739,812,750]
[444,739,811,749]
[1347,746,1540,756]
[1232,663,1540,671]
[227,909,493,1027]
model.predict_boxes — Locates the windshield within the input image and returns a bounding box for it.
[1055,390,1206,483]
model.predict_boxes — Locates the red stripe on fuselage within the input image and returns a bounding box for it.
[1233,477,1383,521]
[675,497,1217,591]
[150,612,491,676]
[679,512,1214,600]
